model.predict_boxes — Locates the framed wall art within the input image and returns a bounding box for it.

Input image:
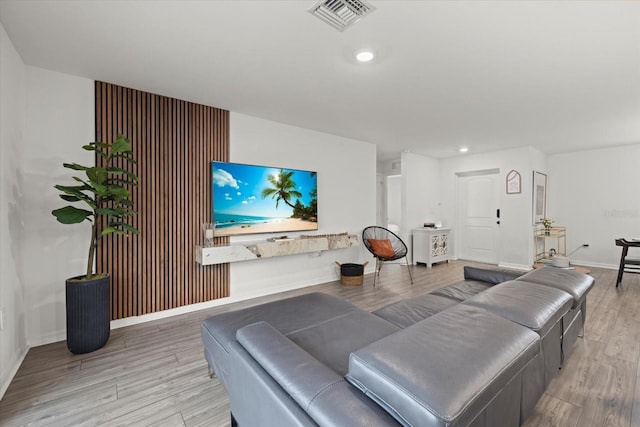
[506,170,521,194]
[532,171,547,225]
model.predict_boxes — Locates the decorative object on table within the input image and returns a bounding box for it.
[532,171,547,225]
[551,255,570,268]
[202,223,215,247]
[362,226,413,286]
[51,134,139,354]
[335,261,368,286]
[541,217,554,234]
[506,170,521,194]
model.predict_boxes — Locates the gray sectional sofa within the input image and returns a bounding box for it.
[200,266,594,427]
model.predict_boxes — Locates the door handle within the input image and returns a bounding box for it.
[496,209,500,218]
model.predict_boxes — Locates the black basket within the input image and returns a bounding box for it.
[335,262,368,285]
[341,263,364,276]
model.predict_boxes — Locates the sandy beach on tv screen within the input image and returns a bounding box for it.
[219,218,317,236]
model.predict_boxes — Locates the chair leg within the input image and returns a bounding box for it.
[616,246,629,287]
[373,258,379,287]
[405,256,413,284]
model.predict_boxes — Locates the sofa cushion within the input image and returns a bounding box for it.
[464,266,524,285]
[372,293,458,328]
[431,279,492,301]
[516,267,594,308]
[346,304,540,427]
[286,311,400,375]
[463,280,573,337]
[236,322,399,427]
[201,292,359,383]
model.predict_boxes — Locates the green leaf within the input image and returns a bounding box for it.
[63,163,90,171]
[121,223,139,234]
[96,208,123,216]
[107,167,138,180]
[109,222,139,234]
[111,178,138,187]
[54,185,93,200]
[101,227,117,235]
[113,152,137,164]
[71,176,89,185]
[112,135,132,154]
[57,190,96,208]
[108,187,130,197]
[51,206,92,224]
[82,144,96,151]
[95,150,108,161]
[86,167,108,185]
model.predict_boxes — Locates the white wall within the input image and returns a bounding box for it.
[23,67,95,346]
[229,113,377,298]
[401,152,440,261]
[548,144,640,268]
[13,68,378,344]
[439,147,546,269]
[0,22,28,399]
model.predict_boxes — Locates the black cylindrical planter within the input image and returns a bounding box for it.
[66,274,110,354]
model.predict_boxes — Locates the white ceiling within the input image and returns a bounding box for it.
[1,1,639,160]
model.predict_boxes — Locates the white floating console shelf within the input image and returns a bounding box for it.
[196,234,358,266]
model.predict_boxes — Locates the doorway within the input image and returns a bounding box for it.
[386,175,401,234]
[456,169,500,264]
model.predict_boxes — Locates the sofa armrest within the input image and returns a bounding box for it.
[237,321,397,427]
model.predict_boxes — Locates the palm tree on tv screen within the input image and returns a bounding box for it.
[261,169,302,210]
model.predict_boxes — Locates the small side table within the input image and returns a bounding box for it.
[413,228,452,268]
[533,263,590,275]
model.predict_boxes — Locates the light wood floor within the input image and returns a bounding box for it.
[0,261,638,427]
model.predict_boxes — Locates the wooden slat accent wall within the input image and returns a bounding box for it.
[95,81,230,320]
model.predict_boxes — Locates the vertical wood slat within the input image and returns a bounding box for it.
[95,81,230,320]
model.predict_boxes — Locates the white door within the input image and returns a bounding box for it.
[457,172,500,264]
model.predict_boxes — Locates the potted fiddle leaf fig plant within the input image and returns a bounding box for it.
[52,134,138,354]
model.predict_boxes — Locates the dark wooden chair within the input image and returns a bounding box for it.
[615,238,640,287]
[362,226,413,286]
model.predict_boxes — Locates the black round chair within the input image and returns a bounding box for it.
[362,226,413,286]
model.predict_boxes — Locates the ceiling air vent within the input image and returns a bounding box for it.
[309,0,376,32]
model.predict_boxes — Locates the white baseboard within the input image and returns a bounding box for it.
[27,330,67,348]
[570,260,617,270]
[0,345,28,401]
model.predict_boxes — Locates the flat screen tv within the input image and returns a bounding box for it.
[212,161,318,236]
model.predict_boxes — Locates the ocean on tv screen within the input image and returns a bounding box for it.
[212,162,318,236]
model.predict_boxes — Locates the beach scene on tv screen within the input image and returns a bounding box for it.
[212,162,318,236]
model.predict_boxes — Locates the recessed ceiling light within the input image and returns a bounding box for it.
[355,49,375,63]
[459,147,469,153]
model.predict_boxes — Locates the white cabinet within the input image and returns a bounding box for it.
[413,228,452,268]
